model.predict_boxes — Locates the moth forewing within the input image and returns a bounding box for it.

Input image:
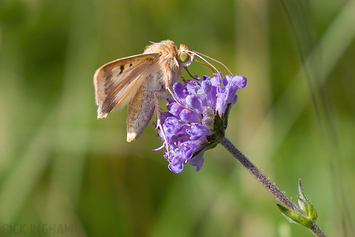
[126,67,169,142]
[126,84,156,142]
[93,53,159,118]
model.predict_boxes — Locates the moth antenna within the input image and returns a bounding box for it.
[192,50,233,75]
[193,59,216,73]
[190,51,219,74]
[191,53,223,83]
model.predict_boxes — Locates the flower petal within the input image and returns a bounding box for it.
[156,72,247,173]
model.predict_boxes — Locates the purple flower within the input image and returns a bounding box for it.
[155,72,247,173]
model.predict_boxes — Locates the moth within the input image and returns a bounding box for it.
[94,40,195,142]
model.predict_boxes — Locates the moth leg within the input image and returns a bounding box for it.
[166,87,191,112]
[154,92,172,162]
[185,67,198,81]
[162,62,191,111]
[180,73,188,84]
[180,73,194,85]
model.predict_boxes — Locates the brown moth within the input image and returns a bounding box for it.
[94,40,194,142]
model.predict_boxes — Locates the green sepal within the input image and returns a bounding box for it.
[298,180,318,220]
[221,104,231,131]
[277,204,313,228]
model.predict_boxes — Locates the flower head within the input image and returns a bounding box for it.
[155,72,247,173]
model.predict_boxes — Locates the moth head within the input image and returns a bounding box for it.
[179,44,194,68]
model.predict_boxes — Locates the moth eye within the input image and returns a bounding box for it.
[180,51,189,63]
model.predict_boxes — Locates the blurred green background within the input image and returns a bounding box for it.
[0,0,354,236]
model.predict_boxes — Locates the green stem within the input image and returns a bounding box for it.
[220,137,326,237]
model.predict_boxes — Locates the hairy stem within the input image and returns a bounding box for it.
[221,137,326,237]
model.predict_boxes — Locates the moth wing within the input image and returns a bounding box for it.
[126,85,156,142]
[93,53,159,118]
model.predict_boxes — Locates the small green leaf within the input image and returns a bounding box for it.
[277,204,313,228]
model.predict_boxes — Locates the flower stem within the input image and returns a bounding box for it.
[220,137,327,237]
